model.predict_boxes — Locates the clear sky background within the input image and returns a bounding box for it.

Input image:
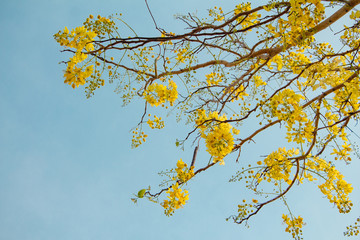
[0,0,359,240]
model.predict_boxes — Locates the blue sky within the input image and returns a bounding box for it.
[0,0,359,240]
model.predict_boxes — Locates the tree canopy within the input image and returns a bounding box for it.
[55,0,360,238]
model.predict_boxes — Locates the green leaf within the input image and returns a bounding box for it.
[137,189,146,198]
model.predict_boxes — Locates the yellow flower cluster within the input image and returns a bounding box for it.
[234,203,255,221]
[319,169,353,213]
[161,183,189,216]
[270,89,305,123]
[263,147,299,183]
[174,48,189,63]
[64,64,94,89]
[234,3,261,29]
[174,159,194,183]
[54,26,96,51]
[228,84,249,101]
[344,217,360,237]
[234,3,251,16]
[333,77,360,115]
[146,114,164,129]
[195,110,234,165]
[301,58,347,92]
[205,123,234,165]
[143,80,178,107]
[288,0,325,29]
[285,52,312,74]
[205,72,223,86]
[285,119,314,144]
[83,14,115,36]
[331,143,352,161]
[341,18,360,48]
[282,214,304,240]
[131,128,148,148]
[253,75,267,87]
[267,55,283,71]
[274,0,324,47]
[208,6,224,22]
[54,26,97,88]
[305,157,353,213]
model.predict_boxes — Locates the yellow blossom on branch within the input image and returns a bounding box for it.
[161,183,189,216]
[143,80,178,107]
[195,110,235,165]
[174,159,194,183]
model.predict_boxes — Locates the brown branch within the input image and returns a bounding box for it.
[190,146,199,168]
[145,0,163,33]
